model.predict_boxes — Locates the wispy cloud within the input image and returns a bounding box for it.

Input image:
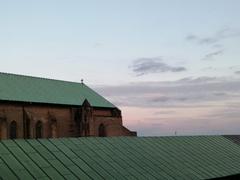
[94,76,240,136]
[186,27,240,46]
[202,50,224,60]
[185,35,198,41]
[229,65,240,70]
[130,57,186,76]
[94,76,240,108]
[199,37,219,45]
[202,66,217,71]
[235,71,240,75]
[185,28,240,60]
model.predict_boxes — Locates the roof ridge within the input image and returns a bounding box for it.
[0,71,84,85]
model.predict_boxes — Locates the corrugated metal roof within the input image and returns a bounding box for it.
[1,136,240,179]
[0,72,115,108]
[223,135,240,145]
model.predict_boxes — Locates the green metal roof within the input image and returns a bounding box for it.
[0,72,115,108]
[1,136,240,179]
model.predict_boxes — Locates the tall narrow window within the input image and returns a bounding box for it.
[10,121,17,139]
[98,123,106,137]
[1,120,7,140]
[51,121,57,138]
[26,118,30,138]
[36,121,43,139]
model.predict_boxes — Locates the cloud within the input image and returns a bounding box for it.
[94,76,240,108]
[130,57,186,76]
[199,37,218,45]
[154,110,176,115]
[229,65,240,70]
[185,28,240,61]
[186,27,240,46]
[185,35,197,41]
[235,71,240,75]
[212,44,223,49]
[202,50,224,60]
[94,76,240,136]
[202,67,217,71]
[151,96,171,103]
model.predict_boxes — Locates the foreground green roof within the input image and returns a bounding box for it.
[1,136,240,179]
[0,72,115,108]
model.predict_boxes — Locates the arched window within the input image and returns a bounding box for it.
[51,121,57,138]
[26,118,31,139]
[10,121,17,139]
[1,120,7,140]
[36,121,43,139]
[98,124,106,137]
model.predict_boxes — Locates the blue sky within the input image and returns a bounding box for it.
[1,0,240,136]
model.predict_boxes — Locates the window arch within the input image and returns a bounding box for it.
[1,120,7,140]
[98,123,106,137]
[10,121,17,139]
[36,121,43,139]
[51,121,57,138]
[26,118,31,139]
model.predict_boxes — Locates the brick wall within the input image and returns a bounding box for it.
[0,102,136,139]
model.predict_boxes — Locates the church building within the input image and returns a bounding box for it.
[0,72,136,139]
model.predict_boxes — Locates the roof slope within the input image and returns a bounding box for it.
[0,72,115,108]
[224,135,240,145]
[1,136,240,180]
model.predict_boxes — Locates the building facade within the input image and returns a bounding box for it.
[0,73,136,139]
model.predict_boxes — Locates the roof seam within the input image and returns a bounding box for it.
[21,140,68,180]
[1,141,40,179]
[69,138,116,179]
[14,140,59,180]
[59,138,106,179]
[103,137,153,178]
[26,139,77,179]
[74,138,129,178]
[38,139,92,180]
[0,155,18,179]
[119,137,177,179]
[1,136,240,179]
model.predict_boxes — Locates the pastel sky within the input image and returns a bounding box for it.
[1,0,240,136]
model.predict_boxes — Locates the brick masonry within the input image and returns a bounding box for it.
[0,101,136,139]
